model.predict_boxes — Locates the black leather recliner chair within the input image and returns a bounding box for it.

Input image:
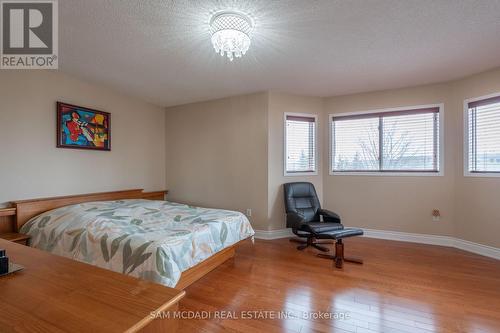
[284,182,344,252]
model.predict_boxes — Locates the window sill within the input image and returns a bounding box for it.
[284,171,318,177]
[330,171,443,177]
[464,172,500,178]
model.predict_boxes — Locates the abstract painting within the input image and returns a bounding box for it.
[57,102,111,150]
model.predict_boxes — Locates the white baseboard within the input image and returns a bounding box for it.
[253,227,500,260]
[453,238,500,260]
[361,228,455,247]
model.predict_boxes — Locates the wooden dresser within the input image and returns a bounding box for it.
[0,239,185,332]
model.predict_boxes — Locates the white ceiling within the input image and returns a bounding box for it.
[60,0,500,107]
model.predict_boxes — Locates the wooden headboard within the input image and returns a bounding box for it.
[10,189,167,231]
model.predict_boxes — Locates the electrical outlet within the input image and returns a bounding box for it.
[245,208,252,217]
[432,209,441,222]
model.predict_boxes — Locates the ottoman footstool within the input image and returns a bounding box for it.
[315,228,364,268]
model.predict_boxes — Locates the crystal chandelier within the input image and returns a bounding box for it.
[209,11,253,61]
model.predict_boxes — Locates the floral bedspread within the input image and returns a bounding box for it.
[20,199,255,287]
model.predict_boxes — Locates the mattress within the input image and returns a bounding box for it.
[20,199,255,287]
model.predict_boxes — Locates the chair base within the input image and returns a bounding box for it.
[317,239,363,268]
[289,237,332,252]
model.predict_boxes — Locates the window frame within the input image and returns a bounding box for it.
[329,104,444,177]
[464,92,500,178]
[284,112,319,177]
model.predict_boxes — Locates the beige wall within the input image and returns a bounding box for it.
[164,91,324,231]
[452,68,500,247]
[323,83,457,237]
[323,68,500,247]
[267,92,324,230]
[164,93,269,230]
[164,68,500,248]
[0,71,166,205]
[5,68,499,247]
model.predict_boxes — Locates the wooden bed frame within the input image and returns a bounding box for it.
[1,189,244,290]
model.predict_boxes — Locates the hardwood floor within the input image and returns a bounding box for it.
[178,237,500,333]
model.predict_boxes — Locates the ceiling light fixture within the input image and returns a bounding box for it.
[209,11,253,61]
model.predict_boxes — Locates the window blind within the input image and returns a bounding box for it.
[468,96,500,173]
[285,115,316,173]
[332,107,440,173]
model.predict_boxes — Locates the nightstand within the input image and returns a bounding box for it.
[0,232,30,246]
[0,207,29,246]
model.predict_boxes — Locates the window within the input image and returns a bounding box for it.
[285,113,317,175]
[331,105,442,175]
[466,94,500,175]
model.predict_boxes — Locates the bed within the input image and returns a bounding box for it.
[8,189,254,289]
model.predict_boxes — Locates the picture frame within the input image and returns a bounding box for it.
[57,102,111,151]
